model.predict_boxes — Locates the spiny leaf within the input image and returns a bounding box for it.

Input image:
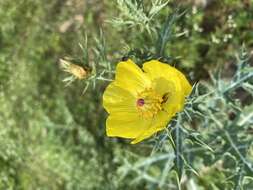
[156,10,178,57]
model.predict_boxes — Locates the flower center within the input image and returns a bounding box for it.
[136,88,164,118]
[137,98,145,107]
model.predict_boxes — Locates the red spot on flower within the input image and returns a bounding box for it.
[137,98,145,107]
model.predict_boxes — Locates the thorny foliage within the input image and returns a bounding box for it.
[108,0,170,34]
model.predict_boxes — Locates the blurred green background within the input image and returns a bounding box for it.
[0,0,252,189]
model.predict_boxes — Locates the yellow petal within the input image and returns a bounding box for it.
[131,111,171,144]
[152,77,174,98]
[103,82,137,114]
[115,59,151,95]
[152,75,185,115]
[143,60,192,96]
[177,72,192,96]
[106,114,150,138]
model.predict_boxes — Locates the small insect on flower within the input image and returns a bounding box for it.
[60,58,90,85]
[103,59,192,144]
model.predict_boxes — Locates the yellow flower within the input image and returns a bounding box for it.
[103,59,192,144]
